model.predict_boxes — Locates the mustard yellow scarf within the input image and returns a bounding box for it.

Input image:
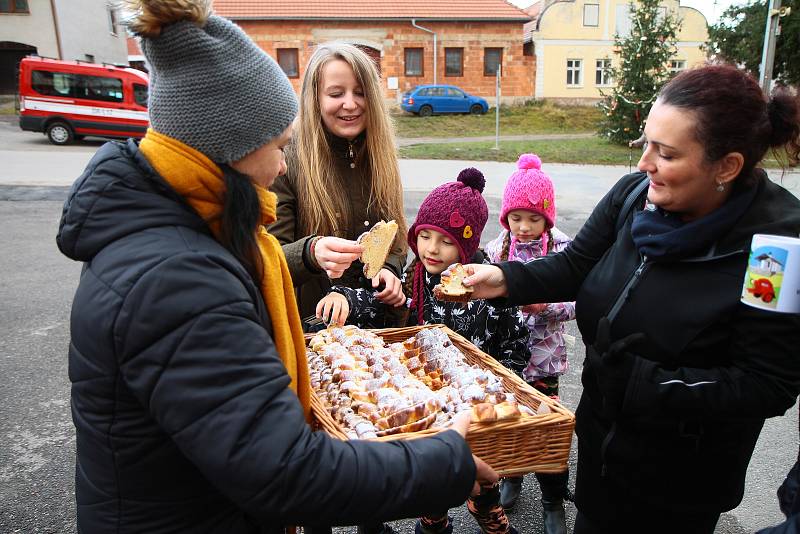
[139,129,311,419]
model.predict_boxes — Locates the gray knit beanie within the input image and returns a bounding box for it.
[140,15,298,163]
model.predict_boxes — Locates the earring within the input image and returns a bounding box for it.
[716,182,725,192]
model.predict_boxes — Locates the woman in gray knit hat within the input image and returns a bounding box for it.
[56,1,495,532]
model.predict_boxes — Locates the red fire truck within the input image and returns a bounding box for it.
[18,56,149,145]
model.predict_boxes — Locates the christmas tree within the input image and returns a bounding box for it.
[598,0,681,144]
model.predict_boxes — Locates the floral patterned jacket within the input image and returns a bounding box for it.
[485,227,576,381]
[331,252,529,374]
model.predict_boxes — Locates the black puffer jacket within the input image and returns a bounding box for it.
[56,140,475,534]
[498,171,800,523]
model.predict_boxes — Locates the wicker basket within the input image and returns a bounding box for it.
[306,324,575,476]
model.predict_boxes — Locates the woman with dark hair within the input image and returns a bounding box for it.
[462,64,800,533]
[56,1,495,532]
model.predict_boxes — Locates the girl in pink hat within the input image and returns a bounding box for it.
[485,153,576,534]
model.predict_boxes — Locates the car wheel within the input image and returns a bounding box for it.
[419,105,433,117]
[470,104,484,115]
[46,122,74,145]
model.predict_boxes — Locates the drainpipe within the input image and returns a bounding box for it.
[411,19,436,85]
[49,0,63,59]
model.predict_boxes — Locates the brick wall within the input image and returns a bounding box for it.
[239,19,535,103]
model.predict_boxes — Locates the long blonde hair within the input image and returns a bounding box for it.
[295,42,407,251]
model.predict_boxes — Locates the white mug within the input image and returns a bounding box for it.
[741,233,800,314]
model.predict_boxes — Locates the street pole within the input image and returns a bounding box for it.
[495,64,501,151]
[759,0,782,93]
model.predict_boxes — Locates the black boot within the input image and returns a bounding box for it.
[499,476,523,510]
[536,471,568,534]
[541,499,567,534]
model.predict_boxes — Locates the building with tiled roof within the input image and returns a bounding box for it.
[213,0,535,103]
[214,0,531,20]
[525,0,708,102]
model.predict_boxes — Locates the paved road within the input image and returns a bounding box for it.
[1,117,798,533]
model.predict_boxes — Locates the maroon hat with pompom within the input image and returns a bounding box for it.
[408,167,488,263]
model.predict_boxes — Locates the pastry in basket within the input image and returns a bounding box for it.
[357,219,398,279]
[433,263,473,303]
[309,326,531,437]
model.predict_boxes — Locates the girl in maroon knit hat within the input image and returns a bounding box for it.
[318,167,527,534]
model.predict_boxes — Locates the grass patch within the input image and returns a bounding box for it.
[0,103,17,115]
[399,136,791,168]
[393,101,602,138]
[399,137,634,165]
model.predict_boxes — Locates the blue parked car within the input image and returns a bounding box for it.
[401,84,489,117]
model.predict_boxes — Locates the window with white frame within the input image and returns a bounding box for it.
[669,59,686,74]
[584,3,599,26]
[595,58,612,85]
[567,59,582,86]
[615,4,632,37]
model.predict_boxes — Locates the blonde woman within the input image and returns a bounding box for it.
[271,42,408,321]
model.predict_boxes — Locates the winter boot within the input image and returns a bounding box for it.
[468,484,517,534]
[499,476,523,510]
[541,499,567,534]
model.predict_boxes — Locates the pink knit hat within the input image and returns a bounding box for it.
[500,153,556,231]
[408,167,488,264]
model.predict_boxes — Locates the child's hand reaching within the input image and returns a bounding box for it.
[316,292,350,326]
[522,303,547,314]
[373,268,405,307]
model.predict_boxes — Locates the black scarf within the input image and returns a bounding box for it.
[631,180,758,260]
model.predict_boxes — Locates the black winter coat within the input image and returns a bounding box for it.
[56,140,475,534]
[758,446,800,534]
[497,171,800,525]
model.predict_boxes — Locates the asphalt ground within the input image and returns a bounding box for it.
[1,116,798,533]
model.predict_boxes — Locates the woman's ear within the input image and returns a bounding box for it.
[715,152,745,186]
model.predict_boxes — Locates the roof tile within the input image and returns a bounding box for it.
[213,0,531,20]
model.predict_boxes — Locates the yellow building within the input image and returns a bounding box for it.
[525,0,708,102]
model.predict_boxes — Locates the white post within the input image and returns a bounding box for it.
[433,33,437,86]
[495,65,501,151]
[759,0,782,93]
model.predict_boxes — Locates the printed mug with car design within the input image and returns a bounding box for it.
[741,234,800,313]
